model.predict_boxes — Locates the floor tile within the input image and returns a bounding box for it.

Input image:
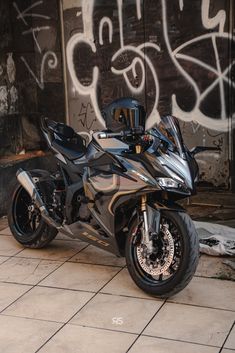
[0,256,9,265]
[71,293,162,334]
[225,326,235,349]
[0,315,61,353]
[0,282,32,311]
[4,286,94,323]
[40,262,120,291]
[169,276,235,311]
[129,336,220,353]
[0,218,9,231]
[0,257,62,285]
[144,302,235,347]
[0,226,11,235]
[101,268,156,300]
[16,240,87,261]
[69,245,126,267]
[196,255,235,281]
[0,236,23,256]
[221,350,235,353]
[38,324,136,353]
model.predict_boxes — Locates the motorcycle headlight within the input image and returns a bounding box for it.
[157,177,179,189]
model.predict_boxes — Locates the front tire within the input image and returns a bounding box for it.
[125,210,199,298]
[8,173,58,249]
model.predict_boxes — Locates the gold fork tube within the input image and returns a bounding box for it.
[135,145,141,154]
[141,194,147,211]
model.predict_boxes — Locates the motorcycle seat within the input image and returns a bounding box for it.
[52,138,86,160]
[43,118,75,139]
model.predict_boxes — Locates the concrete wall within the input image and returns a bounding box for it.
[62,0,235,189]
[0,0,65,158]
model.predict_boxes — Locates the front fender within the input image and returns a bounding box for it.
[127,199,185,232]
[149,199,185,212]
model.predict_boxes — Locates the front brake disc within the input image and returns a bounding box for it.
[136,225,174,276]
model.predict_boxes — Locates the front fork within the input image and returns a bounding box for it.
[141,195,153,253]
[135,143,154,253]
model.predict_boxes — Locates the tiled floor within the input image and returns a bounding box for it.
[0,223,234,353]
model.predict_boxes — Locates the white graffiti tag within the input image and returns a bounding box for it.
[21,51,58,90]
[14,0,58,90]
[66,0,234,132]
[111,0,161,129]
[22,26,50,53]
[13,0,50,26]
[162,0,235,131]
[66,0,161,130]
[201,0,226,33]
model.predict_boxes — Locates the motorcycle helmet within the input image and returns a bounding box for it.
[102,97,146,133]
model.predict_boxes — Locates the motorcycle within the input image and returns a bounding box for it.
[8,97,210,297]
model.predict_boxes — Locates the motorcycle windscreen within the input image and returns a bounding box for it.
[156,116,198,189]
[156,115,185,158]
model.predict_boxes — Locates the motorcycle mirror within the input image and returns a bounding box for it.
[190,146,221,156]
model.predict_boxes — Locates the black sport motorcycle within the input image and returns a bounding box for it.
[8,97,209,297]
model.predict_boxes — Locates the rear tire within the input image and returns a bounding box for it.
[8,172,58,249]
[125,210,199,298]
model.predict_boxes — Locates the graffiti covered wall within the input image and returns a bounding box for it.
[62,0,234,188]
[0,0,65,157]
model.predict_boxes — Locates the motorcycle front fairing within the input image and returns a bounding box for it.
[82,139,162,251]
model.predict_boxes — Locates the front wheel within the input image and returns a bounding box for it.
[125,210,199,298]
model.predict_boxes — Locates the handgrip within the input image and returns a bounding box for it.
[98,127,144,139]
[98,131,128,139]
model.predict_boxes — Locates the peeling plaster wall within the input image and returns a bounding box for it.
[0,1,21,155]
[0,52,18,116]
[62,0,235,189]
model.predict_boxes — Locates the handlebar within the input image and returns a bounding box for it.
[98,127,144,139]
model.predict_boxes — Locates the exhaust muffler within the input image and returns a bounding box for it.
[16,169,72,235]
[17,169,47,212]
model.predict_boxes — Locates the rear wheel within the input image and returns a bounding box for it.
[125,210,199,297]
[8,174,58,248]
